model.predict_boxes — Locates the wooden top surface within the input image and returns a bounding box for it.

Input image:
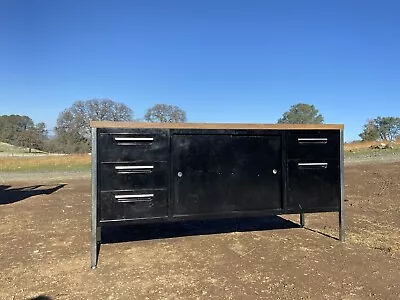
[91,121,344,130]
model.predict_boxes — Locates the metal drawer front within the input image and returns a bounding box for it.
[100,162,168,191]
[287,131,340,160]
[287,159,340,211]
[100,189,168,221]
[98,129,168,162]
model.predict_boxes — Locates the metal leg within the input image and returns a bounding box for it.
[300,212,305,228]
[339,211,345,242]
[339,129,345,242]
[91,226,101,269]
[91,227,98,269]
[91,128,99,269]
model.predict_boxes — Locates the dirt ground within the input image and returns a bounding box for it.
[0,162,399,300]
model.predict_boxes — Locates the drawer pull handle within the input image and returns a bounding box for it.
[298,162,328,169]
[114,194,154,202]
[298,138,328,144]
[115,165,154,174]
[114,137,154,142]
[115,166,154,170]
[115,194,154,199]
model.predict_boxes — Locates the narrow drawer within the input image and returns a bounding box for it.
[287,131,340,159]
[98,129,168,162]
[100,161,168,191]
[100,189,168,221]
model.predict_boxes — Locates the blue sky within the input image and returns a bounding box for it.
[1,0,399,141]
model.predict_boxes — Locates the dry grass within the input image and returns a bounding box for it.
[344,140,400,162]
[344,140,400,151]
[0,154,91,172]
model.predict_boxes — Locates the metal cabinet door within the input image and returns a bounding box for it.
[230,135,282,211]
[172,134,235,216]
[172,134,282,216]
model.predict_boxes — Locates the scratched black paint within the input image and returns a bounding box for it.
[97,128,340,223]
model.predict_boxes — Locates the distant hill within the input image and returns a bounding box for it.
[0,142,46,155]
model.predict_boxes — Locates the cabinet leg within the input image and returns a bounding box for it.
[91,226,100,269]
[91,127,99,269]
[339,129,345,242]
[91,244,98,269]
[339,211,345,242]
[300,212,305,228]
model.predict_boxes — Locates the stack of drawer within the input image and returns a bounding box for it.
[286,130,341,211]
[98,128,169,222]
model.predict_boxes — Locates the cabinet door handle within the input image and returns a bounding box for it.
[298,162,328,169]
[297,138,327,144]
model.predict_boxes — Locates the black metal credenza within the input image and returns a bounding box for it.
[90,122,345,268]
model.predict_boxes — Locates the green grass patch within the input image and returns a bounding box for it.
[0,142,45,154]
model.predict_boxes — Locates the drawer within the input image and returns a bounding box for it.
[287,131,340,159]
[98,129,168,162]
[100,161,168,191]
[100,189,168,221]
[287,159,340,211]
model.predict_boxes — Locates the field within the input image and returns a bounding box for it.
[344,140,400,163]
[0,155,91,172]
[0,151,400,299]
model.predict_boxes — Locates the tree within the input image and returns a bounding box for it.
[144,104,187,123]
[359,119,379,141]
[56,99,133,139]
[20,122,48,152]
[55,99,133,152]
[0,115,35,144]
[16,130,42,153]
[53,130,91,153]
[360,117,400,141]
[0,115,48,152]
[277,103,324,124]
